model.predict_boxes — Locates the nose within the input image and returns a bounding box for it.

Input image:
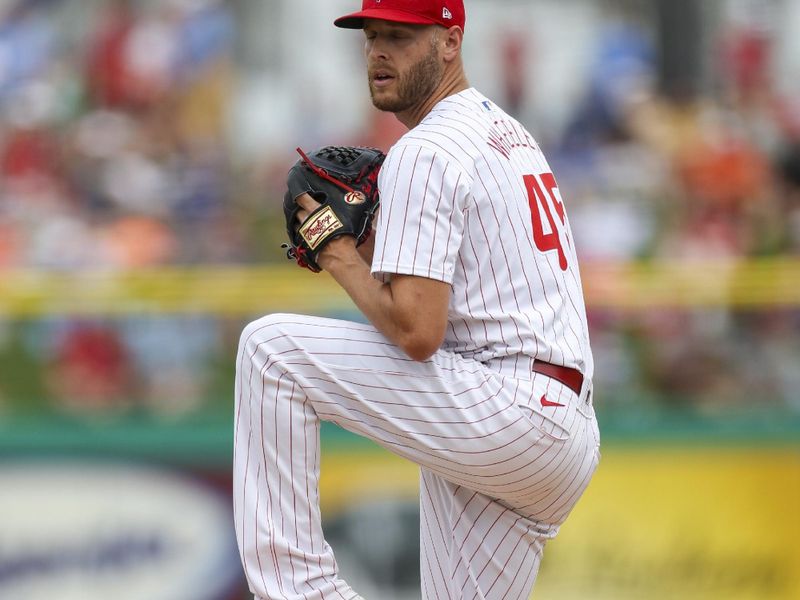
[365,37,388,61]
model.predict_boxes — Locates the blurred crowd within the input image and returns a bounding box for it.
[0,0,253,271]
[549,7,800,413]
[0,0,798,420]
[556,8,800,413]
[0,0,247,418]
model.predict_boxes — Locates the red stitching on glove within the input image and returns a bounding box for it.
[296,147,357,195]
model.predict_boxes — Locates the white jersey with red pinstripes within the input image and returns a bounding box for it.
[233,87,600,600]
[372,87,593,381]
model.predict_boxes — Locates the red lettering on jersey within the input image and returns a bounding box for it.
[523,173,569,270]
[488,119,538,159]
[488,128,511,159]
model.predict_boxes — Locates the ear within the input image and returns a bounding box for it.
[440,25,463,62]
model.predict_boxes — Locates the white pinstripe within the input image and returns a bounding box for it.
[234,89,599,599]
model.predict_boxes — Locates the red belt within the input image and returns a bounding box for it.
[532,361,584,395]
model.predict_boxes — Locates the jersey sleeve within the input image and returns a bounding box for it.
[371,144,471,284]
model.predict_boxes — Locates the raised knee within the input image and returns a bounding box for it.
[239,313,289,350]
[238,312,300,357]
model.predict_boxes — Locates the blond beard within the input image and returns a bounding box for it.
[369,37,443,113]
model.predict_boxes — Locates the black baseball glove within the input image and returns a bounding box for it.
[283,145,385,272]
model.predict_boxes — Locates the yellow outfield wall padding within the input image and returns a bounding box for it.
[319,445,800,600]
[1,258,800,317]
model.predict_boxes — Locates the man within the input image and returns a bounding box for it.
[233,1,600,598]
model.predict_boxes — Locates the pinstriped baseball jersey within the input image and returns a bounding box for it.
[373,88,593,382]
[233,90,599,600]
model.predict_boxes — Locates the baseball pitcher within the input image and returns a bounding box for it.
[233,1,600,598]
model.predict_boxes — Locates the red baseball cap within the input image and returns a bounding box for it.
[334,0,466,31]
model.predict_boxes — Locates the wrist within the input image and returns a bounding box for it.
[316,235,360,272]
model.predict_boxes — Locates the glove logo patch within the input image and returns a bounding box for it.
[284,145,385,272]
[344,191,367,205]
[299,206,343,250]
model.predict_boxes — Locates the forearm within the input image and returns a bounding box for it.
[319,243,411,348]
[290,193,448,361]
[318,238,444,361]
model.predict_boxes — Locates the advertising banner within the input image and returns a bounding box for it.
[0,461,242,600]
[319,445,800,600]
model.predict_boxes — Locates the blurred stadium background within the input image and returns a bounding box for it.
[0,0,798,598]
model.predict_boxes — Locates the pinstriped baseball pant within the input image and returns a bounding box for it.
[233,313,600,600]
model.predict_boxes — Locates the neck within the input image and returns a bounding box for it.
[395,67,470,129]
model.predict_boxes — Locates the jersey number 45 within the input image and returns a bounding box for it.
[523,172,569,271]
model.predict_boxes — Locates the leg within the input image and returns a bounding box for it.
[419,389,600,600]
[233,313,599,599]
[419,471,547,600]
[234,316,359,600]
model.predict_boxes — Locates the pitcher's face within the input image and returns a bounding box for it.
[364,20,444,113]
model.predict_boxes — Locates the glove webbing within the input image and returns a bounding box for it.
[296,147,357,195]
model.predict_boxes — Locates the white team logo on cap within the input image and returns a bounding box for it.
[443,7,452,19]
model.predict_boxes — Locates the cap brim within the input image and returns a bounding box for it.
[334,8,438,29]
